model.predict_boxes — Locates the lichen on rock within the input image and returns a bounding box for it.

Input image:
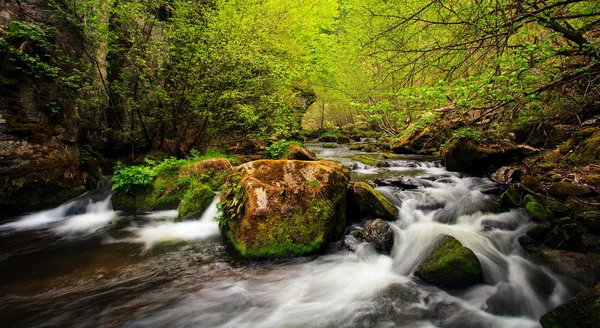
[219,160,350,258]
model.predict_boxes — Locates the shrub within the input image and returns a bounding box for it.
[266,140,303,159]
[111,162,157,193]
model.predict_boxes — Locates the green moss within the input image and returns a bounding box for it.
[220,161,349,258]
[566,130,600,166]
[500,186,522,208]
[352,155,377,166]
[586,174,600,188]
[353,182,398,221]
[178,184,214,220]
[540,284,600,328]
[525,200,553,221]
[521,175,540,189]
[378,152,394,160]
[415,235,483,288]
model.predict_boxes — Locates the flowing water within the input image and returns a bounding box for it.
[0,143,584,327]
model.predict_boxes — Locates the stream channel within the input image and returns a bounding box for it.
[0,142,584,328]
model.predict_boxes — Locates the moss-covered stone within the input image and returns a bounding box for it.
[219,160,349,258]
[351,155,377,166]
[286,144,316,161]
[441,137,521,174]
[521,175,540,189]
[566,128,600,166]
[113,158,231,213]
[500,186,522,208]
[390,126,447,155]
[378,152,394,160]
[178,184,214,220]
[352,182,399,221]
[550,182,593,197]
[540,284,600,328]
[415,235,484,289]
[586,174,600,188]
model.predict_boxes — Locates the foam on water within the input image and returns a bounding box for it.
[124,197,221,251]
[1,196,116,234]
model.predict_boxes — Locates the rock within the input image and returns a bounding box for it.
[540,284,600,328]
[576,212,600,234]
[481,219,518,231]
[586,174,600,188]
[415,235,484,289]
[349,144,377,152]
[566,128,600,166]
[219,160,349,258]
[378,152,394,160]
[441,137,521,174]
[287,145,316,161]
[342,234,363,252]
[373,177,420,190]
[522,194,571,222]
[351,155,377,166]
[491,166,522,184]
[544,217,584,251]
[524,198,553,222]
[536,248,600,286]
[500,186,522,208]
[178,185,214,220]
[550,182,594,197]
[526,224,552,243]
[112,158,227,213]
[0,0,89,215]
[351,182,399,221]
[337,136,352,144]
[521,175,540,190]
[583,234,600,253]
[362,219,394,254]
[390,127,447,155]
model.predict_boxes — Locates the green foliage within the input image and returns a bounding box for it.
[265,140,303,159]
[452,128,484,142]
[111,162,157,193]
[320,130,343,139]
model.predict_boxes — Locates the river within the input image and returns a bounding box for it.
[0,143,584,327]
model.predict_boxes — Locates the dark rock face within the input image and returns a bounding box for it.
[536,248,600,287]
[441,137,522,174]
[415,235,484,289]
[540,284,600,328]
[0,1,87,215]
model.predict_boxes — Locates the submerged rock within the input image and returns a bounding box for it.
[219,160,349,258]
[351,182,399,221]
[415,235,484,289]
[540,284,600,328]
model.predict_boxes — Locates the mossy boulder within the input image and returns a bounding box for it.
[349,143,377,152]
[565,128,600,166]
[180,158,233,190]
[287,144,316,161]
[219,160,350,258]
[441,137,521,174]
[415,235,484,289]
[112,171,188,213]
[586,174,600,188]
[550,182,594,197]
[521,175,540,189]
[351,155,377,166]
[351,182,399,221]
[112,158,228,213]
[378,152,394,160]
[540,284,600,328]
[500,186,523,208]
[178,185,215,220]
[390,127,446,155]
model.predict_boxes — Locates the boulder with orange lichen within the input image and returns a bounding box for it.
[219,160,350,258]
